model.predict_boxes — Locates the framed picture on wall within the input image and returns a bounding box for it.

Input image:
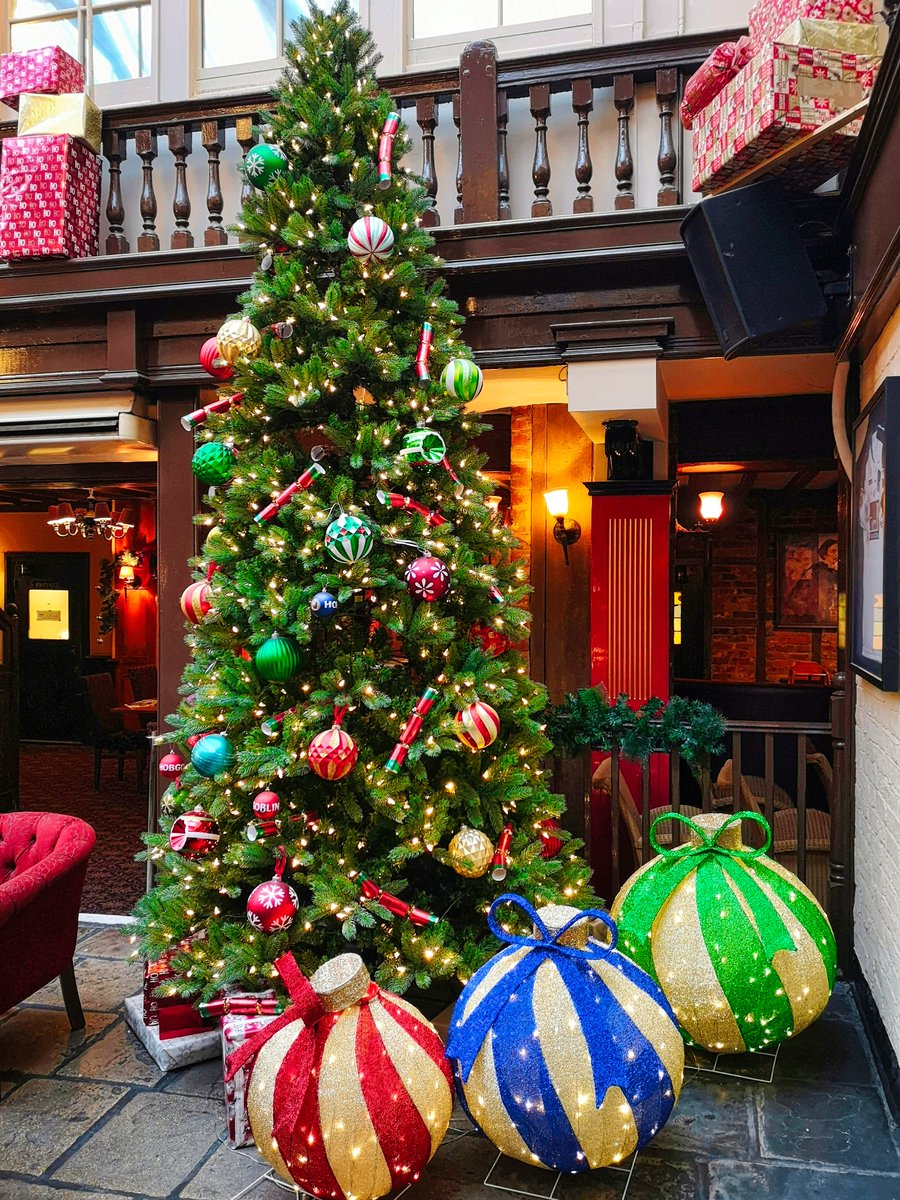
[851,378,900,691]
[776,531,838,630]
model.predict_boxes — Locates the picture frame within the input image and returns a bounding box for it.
[775,531,839,630]
[851,378,900,691]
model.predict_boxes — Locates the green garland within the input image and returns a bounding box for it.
[95,559,120,641]
[547,688,725,765]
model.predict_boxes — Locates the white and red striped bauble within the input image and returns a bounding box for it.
[179,581,211,624]
[253,790,281,817]
[454,701,500,751]
[246,876,299,933]
[347,216,394,264]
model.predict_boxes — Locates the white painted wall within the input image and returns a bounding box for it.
[855,302,900,1062]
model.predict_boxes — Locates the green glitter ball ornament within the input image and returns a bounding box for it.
[192,441,234,486]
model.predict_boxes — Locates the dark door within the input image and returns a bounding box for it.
[673,559,711,680]
[5,553,91,742]
[0,605,19,810]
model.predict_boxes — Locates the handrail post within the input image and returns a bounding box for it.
[458,40,500,222]
[830,671,852,967]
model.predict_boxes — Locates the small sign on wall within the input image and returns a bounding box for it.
[28,588,69,641]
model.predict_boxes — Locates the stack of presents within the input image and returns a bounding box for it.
[0,45,102,259]
[684,0,882,194]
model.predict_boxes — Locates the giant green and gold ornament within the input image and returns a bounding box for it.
[255,633,302,682]
[611,811,836,1054]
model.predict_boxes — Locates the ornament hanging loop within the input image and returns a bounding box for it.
[273,846,288,880]
[649,809,772,859]
[486,893,618,959]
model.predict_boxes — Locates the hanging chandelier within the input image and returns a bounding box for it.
[47,490,134,541]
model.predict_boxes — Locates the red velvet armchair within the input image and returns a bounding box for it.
[0,812,96,1028]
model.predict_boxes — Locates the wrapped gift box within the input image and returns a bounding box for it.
[778,16,879,52]
[692,42,878,194]
[681,37,754,129]
[158,1001,215,1041]
[18,92,102,154]
[748,0,873,49]
[222,1009,278,1147]
[0,134,100,259]
[0,45,84,110]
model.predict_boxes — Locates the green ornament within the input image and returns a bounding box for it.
[324,513,374,564]
[244,142,288,188]
[255,633,302,682]
[442,358,483,403]
[192,441,234,486]
[611,811,837,1054]
[399,428,446,465]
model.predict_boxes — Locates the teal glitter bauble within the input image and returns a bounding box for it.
[191,441,234,486]
[190,733,236,778]
[255,633,302,682]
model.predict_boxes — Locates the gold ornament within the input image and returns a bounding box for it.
[448,826,494,878]
[216,317,262,364]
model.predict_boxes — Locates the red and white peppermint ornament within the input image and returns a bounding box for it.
[253,790,281,818]
[405,554,450,602]
[180,581,212,624]
[169,806,220,858]
[159,751,186,777]
[454,700,500,751]
[347,215,394,264]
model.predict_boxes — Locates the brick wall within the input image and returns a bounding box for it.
[855,302,900,1063]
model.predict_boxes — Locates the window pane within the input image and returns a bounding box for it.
[202,0,277,67]
[11,1,78,16]
[502,0,589,21]
[93,5,151,82]
[414,0,497,38]
[10,15,80,58]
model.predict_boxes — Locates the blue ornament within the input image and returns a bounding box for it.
[311,590,339,618]
[191,733,236,778]
[446,894,684,1173]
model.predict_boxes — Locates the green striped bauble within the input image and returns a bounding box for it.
[255,633,302,682]
[324,513,374,564]
[442,358,483,403]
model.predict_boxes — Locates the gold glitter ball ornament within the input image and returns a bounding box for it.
[216,317,262,364]
[448,826,494,877]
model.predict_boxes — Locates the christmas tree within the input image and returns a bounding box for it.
[135,0,595,999]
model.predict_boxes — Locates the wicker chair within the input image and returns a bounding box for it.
[591,758,702,863]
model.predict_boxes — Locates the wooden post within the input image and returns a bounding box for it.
[103,130,129,255]
[830,671,853,967]
[613,74,635,210]
[202,120,228,246]
[135,129,160,252]
[529,83,552,218]
[572,78,594,214]
[169,125,194,249]
[415,96,439,227]
[458,40,500,223]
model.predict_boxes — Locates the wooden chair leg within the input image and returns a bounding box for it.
[94,747,101,790]
[59,961,85,1031]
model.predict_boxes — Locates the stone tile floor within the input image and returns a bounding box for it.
[1,924,899,1200]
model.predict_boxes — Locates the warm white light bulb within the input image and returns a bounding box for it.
[543,489,569,518]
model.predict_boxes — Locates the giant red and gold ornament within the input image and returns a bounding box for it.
[453,700,500,751]
[447,826,494,878]
[308,706,358,781]
[246,851,299,933]
[446,895,684,1172]
[611,811,837,1054]
[169,806,220,858]
[179,581,211,624]
[347,215,394,264]
[199,336,235,381]
[216,317,262,364]
[405,554,450,601]
[225,951,453,1200]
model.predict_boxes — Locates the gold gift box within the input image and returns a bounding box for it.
[17,92,102,154]
[777,17,880,54]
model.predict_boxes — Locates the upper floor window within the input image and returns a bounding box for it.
[413,0,590,41]
[10,0,151,87]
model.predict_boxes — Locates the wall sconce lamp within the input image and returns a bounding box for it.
[543,489,581,566]
[698,491,724,523]
[117,551,142,591]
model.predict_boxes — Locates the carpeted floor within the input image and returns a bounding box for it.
[19,744,147,915]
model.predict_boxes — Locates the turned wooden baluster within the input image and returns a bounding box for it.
[236,117,258,209]
[572,78,594,214]
[529,83,552,217]
[656,67,679,205]
[202,119,228,246]
[416,96,439,227]
[134,129,159,252]
[169,125,193,249]
[452,92,464,225]
[103,129,129,254]
[497,89,510,220]
[613,73,635,210]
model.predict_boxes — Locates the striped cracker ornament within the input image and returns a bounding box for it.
[441,358,484,403]
[179,581,211,624]
[347,215,395,264]
[447,896,683,1172]
[228,952,453,1200]
[324,512,374,564]
[454,700,500,751]
[611,811,836,1054]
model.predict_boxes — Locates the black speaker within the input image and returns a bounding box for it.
[680,180,826,360]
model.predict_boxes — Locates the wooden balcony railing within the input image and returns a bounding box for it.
[0,31,739,259]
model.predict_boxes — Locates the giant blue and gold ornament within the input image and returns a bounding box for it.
[611,811,837,1054]
[446,895,683,1172]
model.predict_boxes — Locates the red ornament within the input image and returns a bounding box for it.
[199,336,235,380]
[180,581,212,624]
[405,554,450,601]
[539,818,564,858]
[169,806,220,858]
[470,621,512,658]
[253,790,281,817]
[159,751,186,777]
[186,734,203,749]
[247,850,299,933]
[454,700,500,751]
[308,706,358,781]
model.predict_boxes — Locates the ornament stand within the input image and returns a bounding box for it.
[483,1150,639,1200]
[684,1042,781,1085]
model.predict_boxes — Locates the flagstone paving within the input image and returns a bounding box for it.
[0,923,898,1200]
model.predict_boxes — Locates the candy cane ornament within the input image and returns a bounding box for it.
[377,111,401,189]
[358,873,438,926]
[386,685,439,773]
[254,448,327,524]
